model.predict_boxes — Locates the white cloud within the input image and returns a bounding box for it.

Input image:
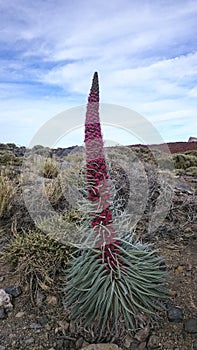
[0,0,197,145]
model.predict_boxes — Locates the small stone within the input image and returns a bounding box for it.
[55,327,59,334]
[134,325,150,342]
[56,339,64,350]
[15,311,25,318]
[169,290,177,298]
[57,320,69,333]
[0,289,13,311]
[167,305,184,322]
[37,315,48,325]
[124,334,134,348]
[23,284,29,293]
[193,340,197,349]
[24,337,35,345]
[81,344,122,350]
[30,322,42,329]
[186,264,192,271]
[9,334,15,340]
[4,286,22,297]
[82,341,90,348]
[0,345,6,350]
[147,335,160,349]
[45,324,51,331]
[0,277,4,282]
[75,337,84,349]
[184,318,197,333]
[46,295,58,305]
[130,341,140,350]
[0,307,6,320]
[64,340,71,349]
[175,266,184,274]
[136,342,147,350]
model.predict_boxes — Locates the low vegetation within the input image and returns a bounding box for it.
[4,230,74,301]
[44,177,63,206]
[0,172,17,218]
[173,152,197,170]
[0,152,22,166]
[41,158,59,179]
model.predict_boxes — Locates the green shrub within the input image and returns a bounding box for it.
[173,153,197,170]
[129,147,155,163]
[0,143,9,150]
[174,168,184,175]
[184,166,197,177]
[6,143,16,149]
[183,150,197,157]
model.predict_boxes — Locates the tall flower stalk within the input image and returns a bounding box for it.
[84,72,120,268]
[64,72,167,335]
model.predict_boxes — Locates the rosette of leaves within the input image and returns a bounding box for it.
[64,238,167,333]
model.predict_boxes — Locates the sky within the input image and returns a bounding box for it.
[0,0,197,147]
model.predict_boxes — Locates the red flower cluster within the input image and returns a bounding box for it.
[85,122,102,141]
[91,208,113,227]
[84,72,120,272]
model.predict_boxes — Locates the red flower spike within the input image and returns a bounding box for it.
[84,72,121,273]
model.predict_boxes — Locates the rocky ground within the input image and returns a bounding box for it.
[0,143,197,350]
[0,229,197,350]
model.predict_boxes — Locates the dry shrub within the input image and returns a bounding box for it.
[44,177,63,206]
[37,209,86,247]
[65,151,85,164]
[0,152,22,166]
[44,159,59,178]
[4,230,74,301]
[41,159,59,179]
[0,172,17,218]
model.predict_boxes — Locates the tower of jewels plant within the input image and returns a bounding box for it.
[64,72,167,334]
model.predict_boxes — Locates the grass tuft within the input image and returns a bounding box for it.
[4,230,74,301]
[0,172,17,218]
[41,159,59,179]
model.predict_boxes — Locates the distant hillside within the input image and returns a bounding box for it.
[129,141,197,154]
[0,140,197,158]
